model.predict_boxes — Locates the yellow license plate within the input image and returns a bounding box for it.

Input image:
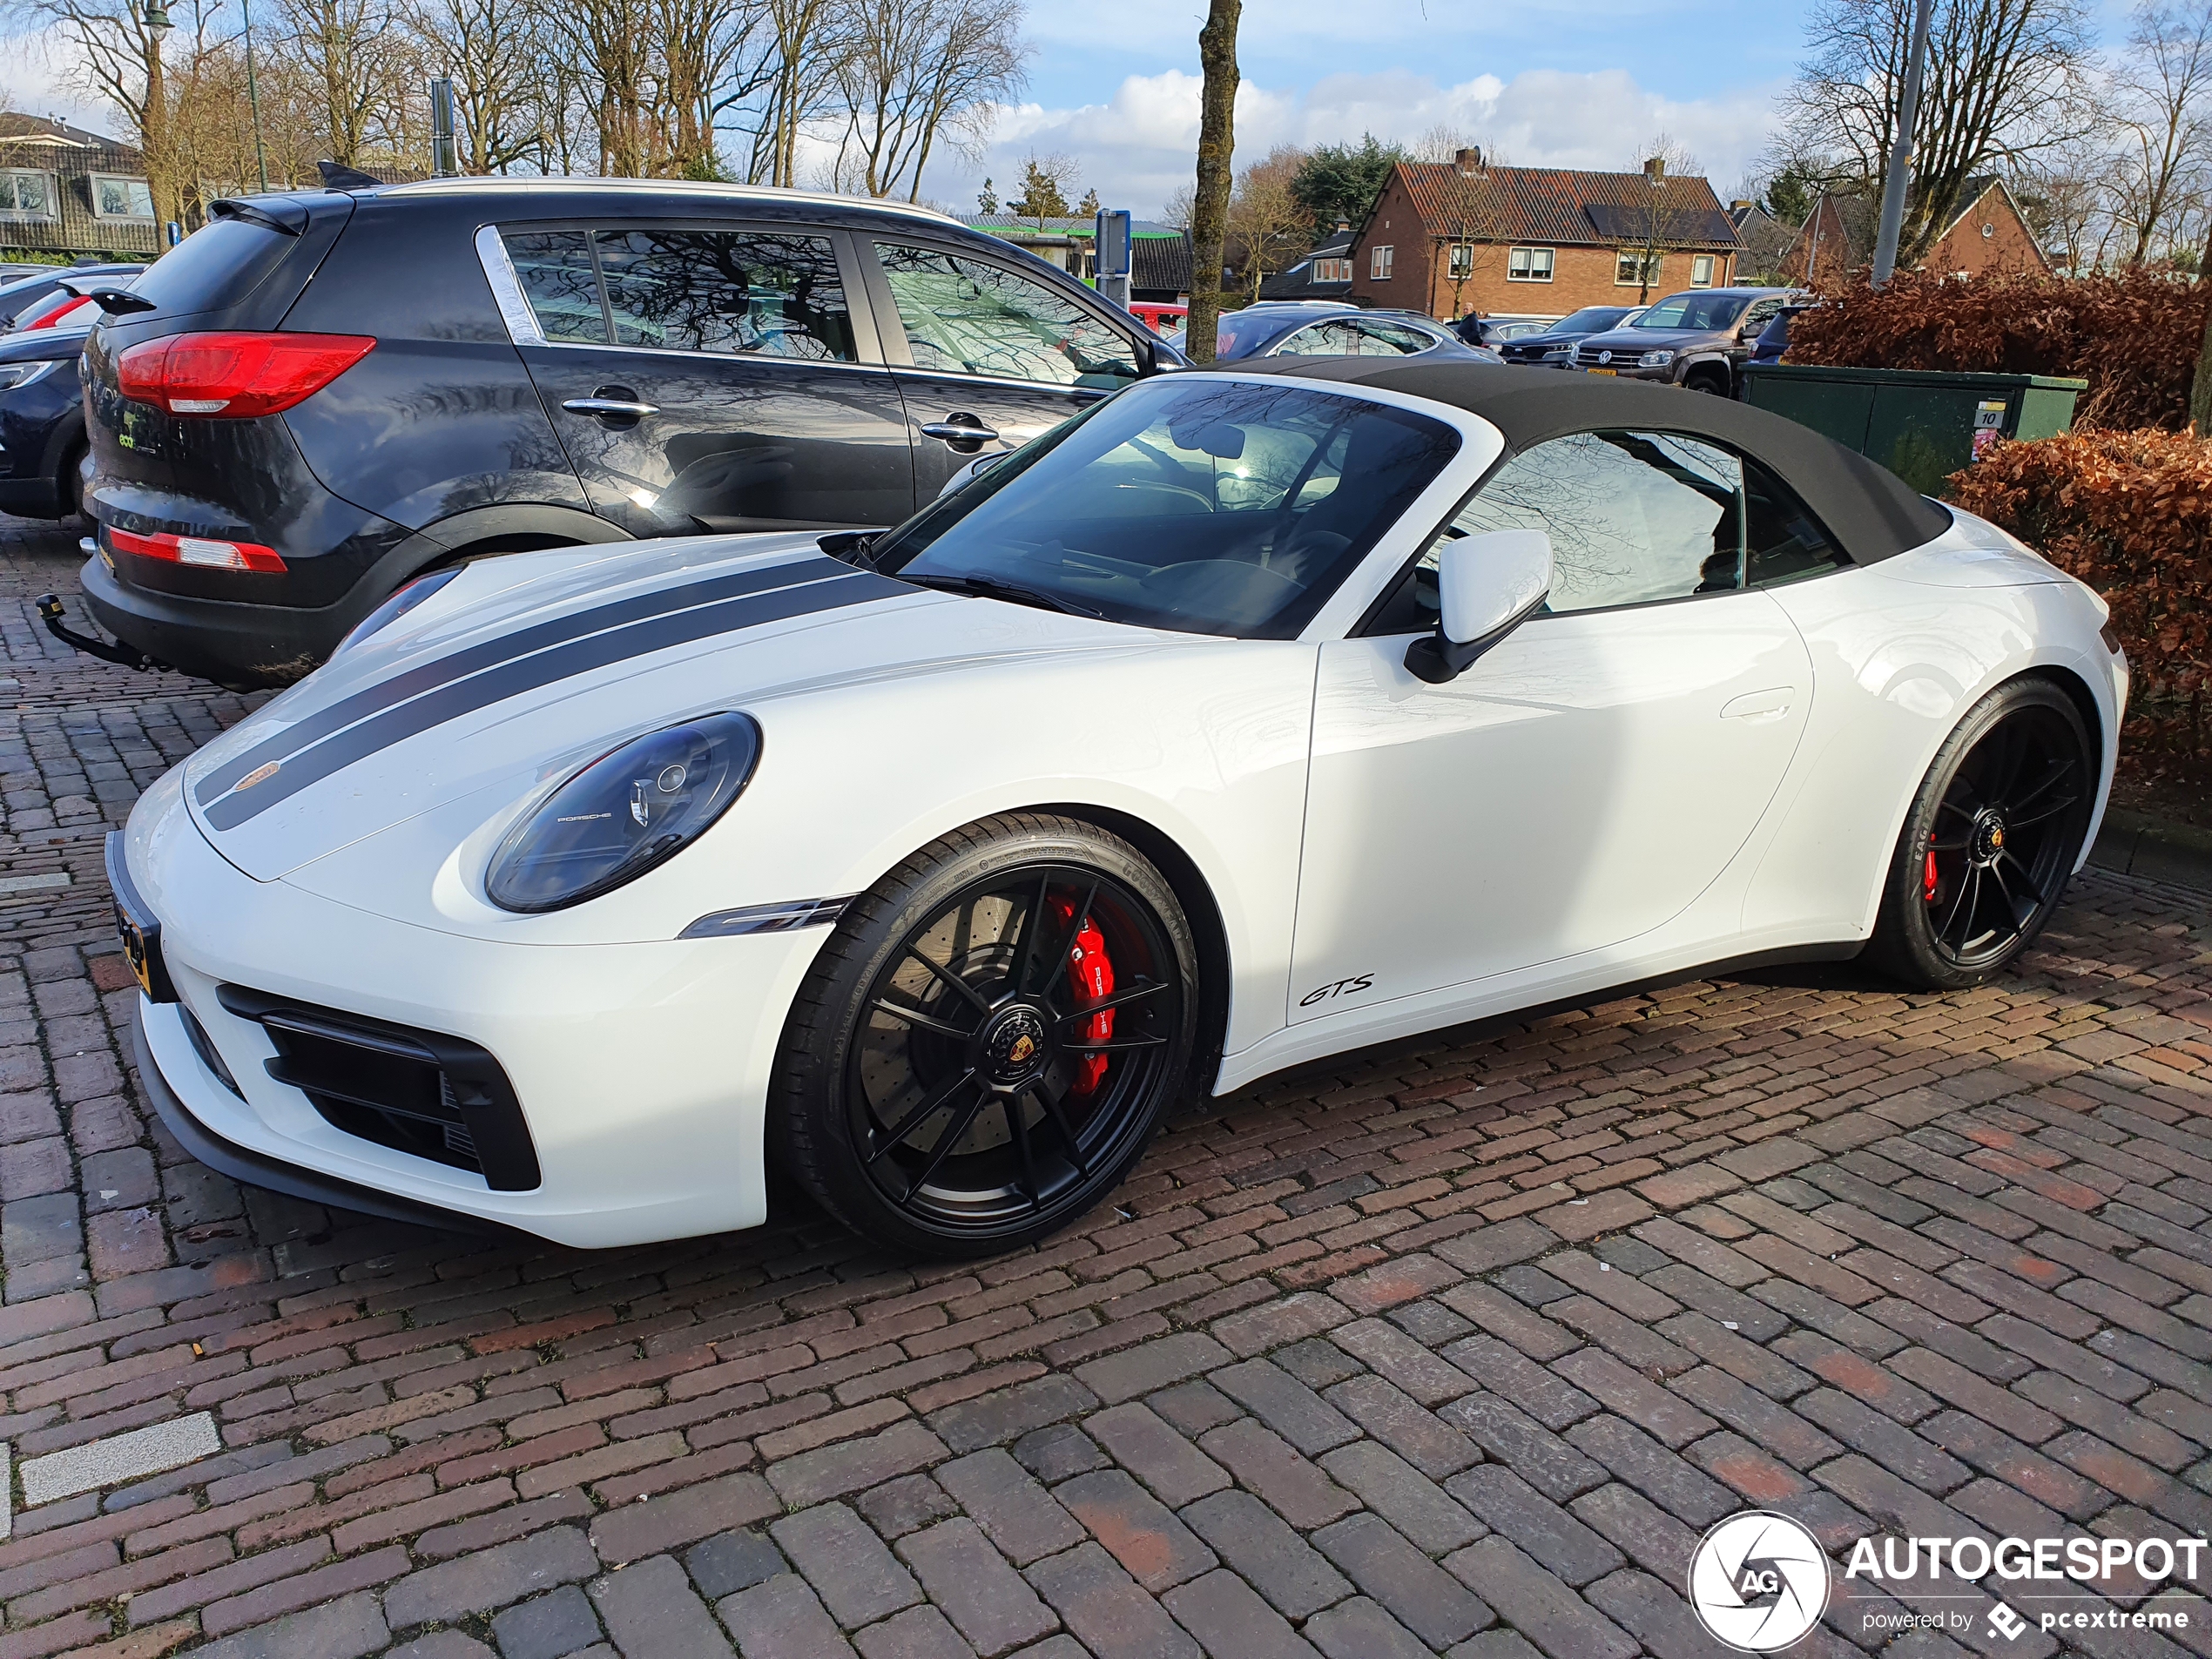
[105,830,173,1001]
[1587,367,1617,375]
[116,902,155,995]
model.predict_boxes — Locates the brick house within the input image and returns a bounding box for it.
[1348,152,1742,321]
[0,114,161,260]
[1779,177,2049,285]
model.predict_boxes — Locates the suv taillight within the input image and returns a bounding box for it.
[117,332,374,417]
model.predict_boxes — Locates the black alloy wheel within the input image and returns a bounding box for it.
[772,813,1197,1257]
[1869,677,2094,989]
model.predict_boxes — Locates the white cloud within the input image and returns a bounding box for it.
[935,65,1783,219]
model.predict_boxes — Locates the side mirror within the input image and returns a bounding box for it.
[1405,529,1552,685]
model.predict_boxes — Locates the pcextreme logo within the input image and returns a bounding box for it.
[1689,1512,1830,1652]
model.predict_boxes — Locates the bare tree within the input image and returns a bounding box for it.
[277,0,419,166]
[833,0,1023,199]
[4,0,204,222]
[1226,143,1306,300]
[2110,0,2212,265]
[1187,0,1238,361]
[1619,134,1707,301]
[1424,145,1512,319]
[1777,0,2097,263]
[412,0,548,171]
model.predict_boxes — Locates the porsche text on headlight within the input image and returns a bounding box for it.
[486,712,761,912]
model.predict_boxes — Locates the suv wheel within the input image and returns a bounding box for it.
[1684,366,1730,395]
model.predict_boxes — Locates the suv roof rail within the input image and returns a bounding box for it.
[375,176,961,225]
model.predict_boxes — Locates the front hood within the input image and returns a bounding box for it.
[179,532,1148,880]
[1579,328,1712,353]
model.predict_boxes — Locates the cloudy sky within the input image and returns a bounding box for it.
[0,0,1804,212]
[943,0,1804,218]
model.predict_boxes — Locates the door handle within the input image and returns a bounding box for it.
[921,416,999,446]
[1720,687,1795,721]
[563,396,658,419]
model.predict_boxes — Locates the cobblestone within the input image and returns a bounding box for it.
[0,514,2208,1653]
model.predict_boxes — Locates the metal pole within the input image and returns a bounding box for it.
[430,77,458,177]
[242,0,268,192]
[1871,0,1935,286]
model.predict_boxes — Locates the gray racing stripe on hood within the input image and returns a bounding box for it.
[202,569,907,830]
[196,554,853,806]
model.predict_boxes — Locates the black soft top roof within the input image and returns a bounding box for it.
[1226,358,1951,565]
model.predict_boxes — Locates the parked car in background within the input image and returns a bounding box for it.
[1447,315,1554,347]
[1572,287,1793,395]
[0,263,139,329]
[0,309,105,519]
[1130,300,1186,335]
[1492,306,1646,367]
[1749,302,1814,368]
[71,179,1184,688]
[1212,301,1501,363]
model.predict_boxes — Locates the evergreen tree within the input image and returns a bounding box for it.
[1290,134,1407,239]
[1078,186,1101,216]
[977,177,999,214]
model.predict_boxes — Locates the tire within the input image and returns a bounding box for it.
[1684,368,1730,395]
[771,812,1200,1258]
[57,442,84,523]
[1865,677,2095,990]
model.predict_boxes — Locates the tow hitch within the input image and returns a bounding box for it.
[36,593,160,671]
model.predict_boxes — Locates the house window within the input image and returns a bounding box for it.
[1371,245,1393,280]
[1507,247,1554,282]
[1312,257,1351,282]
[0,172,57,222]
[1690,253,1717,287]
[91,175,154,220]
[1615,250,1661,286]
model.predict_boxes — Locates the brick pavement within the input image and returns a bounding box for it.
[3,516,2212,1656]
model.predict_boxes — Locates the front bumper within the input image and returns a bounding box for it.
[129,782,831,1248]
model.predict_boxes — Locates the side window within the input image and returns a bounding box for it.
[872,243,1140,388]
[1357,320,1436,355]
[1743,455,1847,586]
[1468,430,1743,612]
[1276,320,1360,356]
[1364,429,1848,635]
[1739,297,1785,334]
[503,229,608,344]
[594,230,856,360]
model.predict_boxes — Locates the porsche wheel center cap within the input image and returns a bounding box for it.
[1973,812,2008,863]
[983,1008,1048,1082]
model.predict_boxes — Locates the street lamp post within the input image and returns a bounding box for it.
[142,0,172,239]
[1871,0,1936,287]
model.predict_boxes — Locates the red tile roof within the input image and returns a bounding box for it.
[1386,163,1741,251]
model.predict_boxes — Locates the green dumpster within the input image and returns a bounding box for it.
[1741,364,2086,496]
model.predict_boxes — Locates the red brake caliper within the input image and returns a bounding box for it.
[1925,833,1940,903]
[1053,898,1115,1096]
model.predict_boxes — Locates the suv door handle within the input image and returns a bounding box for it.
[563,396,658,419]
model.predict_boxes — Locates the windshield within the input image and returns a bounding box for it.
[1633,293,1751,331]
[1554,307,1631,334]
[872,377,1460,639]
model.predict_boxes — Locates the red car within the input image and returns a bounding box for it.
[1130,301,1186,335]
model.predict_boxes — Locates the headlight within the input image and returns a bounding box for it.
[334,566,461,655]
[1638,350,1675,368]
[485,711,762,913]
[0,360,60,392]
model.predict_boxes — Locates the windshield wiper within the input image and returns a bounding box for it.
[898,573,1103,618]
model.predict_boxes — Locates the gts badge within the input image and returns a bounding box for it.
[1301,974,1373,1008]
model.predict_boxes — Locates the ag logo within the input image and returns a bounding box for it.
[1689,1511,1830,1652]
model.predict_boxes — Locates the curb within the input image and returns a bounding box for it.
[2087,807,2212,894]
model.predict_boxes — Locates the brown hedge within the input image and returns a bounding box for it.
[1787,269,2209,433]
[1946,428,2212,772]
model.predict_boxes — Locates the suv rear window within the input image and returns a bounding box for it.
[130,217,295,316]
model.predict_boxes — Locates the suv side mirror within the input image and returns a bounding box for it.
[1406,529,1553,684]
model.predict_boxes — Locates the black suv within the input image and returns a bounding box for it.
[78,179,1180,685]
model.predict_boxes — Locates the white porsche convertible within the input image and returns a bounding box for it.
[116,360,2126,1256]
